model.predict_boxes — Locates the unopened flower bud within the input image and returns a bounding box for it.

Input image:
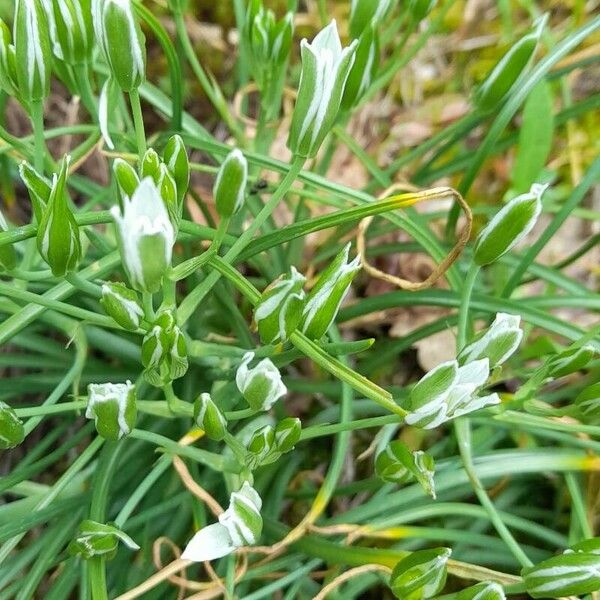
[575,382,600,424]
[163,134,189,206]
[141,309,188,386]
[14,0,52,102]
[141,148,161,181]
[19,161,51,222]
[341,21,379,111]
[375,441,436,498]
[522,551,600,598]
[0,401,25,449]
[235,352,287,412]
[274,417,301,453]
[113,158,140,204]
[86,381,137,440]
[255,267,306,344]
[182,482,262,562]
[457,582,506,600]
[50,0,94,65]
[548,344,595,378]
[0,210,17,271]
[288,21,357,158]
[475,15,547,113]
[214,149,248,219]
[36,155,82,276]
[68,519,139,560]
[460,313,523,368]
[100,282,143,330]
[474,184,547,266]
[111,177,175,293]
[246,424,277,468]
[0,20,18,97]
[301,243,361,339]
[92,0,146,92]
[194,393,227,441]
[390,547,451,599]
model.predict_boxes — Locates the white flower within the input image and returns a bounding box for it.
[182,482,262,562]
[405,358,499,429]
[235,352,287,411]
[111,178,175,293]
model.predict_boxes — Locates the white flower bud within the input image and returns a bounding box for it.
[111,178,175,293]
[235,352,287,412]
[287,21,357,158]
[460,313,522,368]
[86,381,137,440]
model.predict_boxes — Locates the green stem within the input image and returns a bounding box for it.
[454,418,533,568]
[128,88,147,160]
[142,292,155,321]
[73,63,98,119]
[88,442,122,600]
[456,263,480,351]
[30,100,47,173]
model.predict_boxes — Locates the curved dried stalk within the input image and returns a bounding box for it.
[357,185,473,291]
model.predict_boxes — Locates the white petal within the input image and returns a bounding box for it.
[99,80,115,150]
[181,523,236,562]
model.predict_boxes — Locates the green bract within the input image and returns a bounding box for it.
[254,266,306,344]
[474,183,547,266]
[36,155,82,277]
[475,14,547,113]
[182,482,262,562]
[100,282,144,331]
[375,441,436,498]
[522,551,600,597]
[390,547,451,599]
[301,243,361,340]
[288,21,357,158]
[111,177,175,293]
[86,381,137,440]
[214,149,248,219]
[0,401,25,449]
[68,520,139,560]
[92,0,146,92]
[194,392,227,441]
[0,209,17,271]
[14,0,52,103]
[235,352,287,411]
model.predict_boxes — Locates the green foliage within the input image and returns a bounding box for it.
[0,0,598,597]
